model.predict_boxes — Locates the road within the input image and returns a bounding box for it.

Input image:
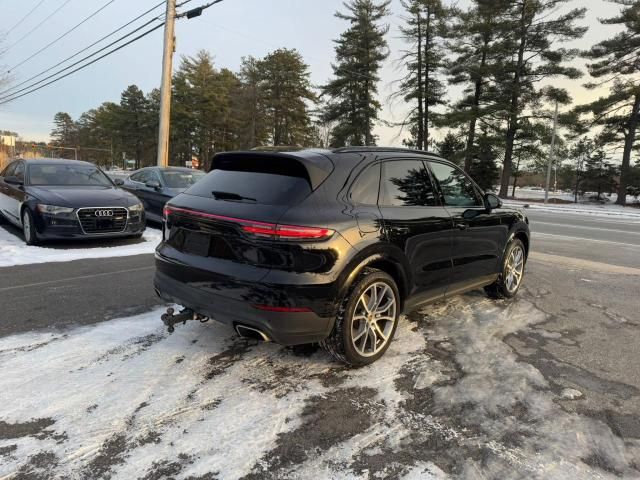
[1,208,639,478]
[527,209,640,268]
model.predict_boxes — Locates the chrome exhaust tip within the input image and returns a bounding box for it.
[235,324,270,342]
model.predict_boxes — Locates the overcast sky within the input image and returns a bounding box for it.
[0,0,622,145]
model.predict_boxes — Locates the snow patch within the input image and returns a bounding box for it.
[0,225,161,267]
[560,388,584,400]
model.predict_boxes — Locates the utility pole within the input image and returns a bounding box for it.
[544,99,559,204]
[156,0,176,167]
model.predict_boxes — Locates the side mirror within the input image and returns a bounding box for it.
[145,180,161,190]
[484,192,502,211]
[5,175,23,186]
[113,178,125,186]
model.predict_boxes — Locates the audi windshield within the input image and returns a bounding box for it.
[28,164,113,187]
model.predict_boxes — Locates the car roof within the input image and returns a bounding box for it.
[135,166,201,172]
[18,158,97,167]
[252,146,452,170]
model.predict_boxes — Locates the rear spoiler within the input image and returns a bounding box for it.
[209,151,334,190]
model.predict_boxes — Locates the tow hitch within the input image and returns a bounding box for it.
[161,307,208,333]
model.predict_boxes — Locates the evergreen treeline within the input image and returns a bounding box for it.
[49,0,640,204]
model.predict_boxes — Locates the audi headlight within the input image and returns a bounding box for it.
[36,204,75,215]
[128,203,144,213]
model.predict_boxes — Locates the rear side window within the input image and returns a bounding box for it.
[186,156,312,205]
[350,163,380,205]
[380,160,438,207]
[428,161,481,207]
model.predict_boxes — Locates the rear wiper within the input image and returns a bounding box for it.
[211,190,257,203]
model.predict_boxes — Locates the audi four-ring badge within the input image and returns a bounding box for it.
[0,158,146,245]
[95,209,114,217]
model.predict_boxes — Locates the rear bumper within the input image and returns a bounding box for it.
[154,268,335,346]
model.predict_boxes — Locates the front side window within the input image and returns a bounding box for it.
[2,162,17,178]
[28,164,113,187]
[129,171,146,183]
[380,160,438,207]
[350,163,380,205]
[428,162,481,207]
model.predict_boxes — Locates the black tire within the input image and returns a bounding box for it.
[320,267,400,366]
[22,208,39,246]
[485,238,526,299]
[129,233,144,239]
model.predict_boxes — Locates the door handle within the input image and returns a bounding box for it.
[392,227,410,234]
[455,223,468,230]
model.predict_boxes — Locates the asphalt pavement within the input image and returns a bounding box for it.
[0,254,163,337]
[526,208,640,268]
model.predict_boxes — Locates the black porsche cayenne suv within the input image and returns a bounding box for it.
[154,147,529,365]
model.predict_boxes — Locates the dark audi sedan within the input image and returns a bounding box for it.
[155,147,529,365]
[0,158,145,244]
[121,167,206,223]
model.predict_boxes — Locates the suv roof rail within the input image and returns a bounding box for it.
[331,146,443,157]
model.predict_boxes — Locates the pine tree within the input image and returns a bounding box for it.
[469,128,500,191]
[323,0,391,147]
[118,85,151,169]
[445,0,509,171]
[581,149,618,201]
[50,112,77,155]
[436,131,465,166]
[171,51,243,166]
[258,48,316,146]
[236,56,269,149]
[395,0,450,150]
[496,1,586,197]
[580,0,640,206]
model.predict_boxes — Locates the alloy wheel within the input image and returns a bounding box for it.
[505,245,524,293]
[351,281,397,357]
[23,211,32,242]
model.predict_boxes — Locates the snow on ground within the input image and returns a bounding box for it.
[505,188,640,220]
[0,225,162,267]
[1,295,637,479]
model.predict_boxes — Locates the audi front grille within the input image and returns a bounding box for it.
[76,207,128,234]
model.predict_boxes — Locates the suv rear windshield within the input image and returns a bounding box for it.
[185,156,312,205]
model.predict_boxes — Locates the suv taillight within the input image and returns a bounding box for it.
[163,205,334,240]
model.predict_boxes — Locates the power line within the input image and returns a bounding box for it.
[6,0,48,35]
[0,1,165,95]
[0,22,165,105]
[5,0,73,52]
[0,0,207,105]
[8,0,117,73]
[0,17,163,101]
